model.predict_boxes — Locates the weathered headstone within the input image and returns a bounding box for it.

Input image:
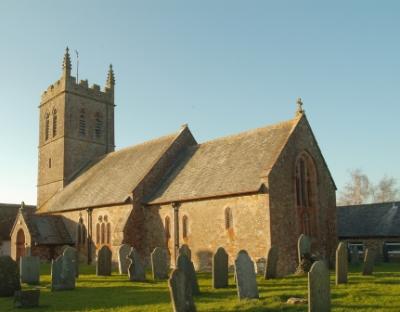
[168,268,196,312]
[212,247,228,288]
[308,260,330,312]
[234,250,259,300]
[264,246,278,279]
[362,248,375,276]
[350,245,359,264]
[14,289,40,308]
[0,256,21,297]
[298,234,311,264]
[63,247,78,280]
[178,244,192,261]
[127,248,146,282]
[20,256,40,285]
[118,244,131,274]
[151,247,169,280]
[51,247,76,291]
[96,245,112,276]
[335,242,348,285]
[176,254,200,295]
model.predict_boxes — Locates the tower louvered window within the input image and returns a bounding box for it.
[52,109,57,137]
[45,113,50,140]
[95,112,102,139]
[79,109,86,136]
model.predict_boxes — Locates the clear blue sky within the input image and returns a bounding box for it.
[0,1,399,205]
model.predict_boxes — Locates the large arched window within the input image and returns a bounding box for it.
[45,113,50,141]
[225,207,233,230]
[52,109,58,137]
[295,152,318,237]
[79,109,86,136]
[94,112,103,139]
[182,215,189,240]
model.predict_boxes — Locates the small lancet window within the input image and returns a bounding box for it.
[165,216,171,240]
[52,109,57,137]
[182,215,189,239]
[45,113,50,141]
[96,223,100,244]
[48,158,52,169]
[79,109,86,136]
[106,223,111,244]
[225,207,233,230]
[100,223,105,244]
[95,112,102,139]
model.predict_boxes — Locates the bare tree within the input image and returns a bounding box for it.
[372,175,400,203]
[337,169,372,205]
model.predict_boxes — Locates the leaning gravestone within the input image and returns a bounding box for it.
[177,254,200,295]
[51,247,76,291]
[336,242,348,285]
[97,245,112,276]
[298,234,311,263]
[0,256,21,297]
[350,245,359,264]
[118,244,131,274]
[308,260,330,312]
[234,250,259,300]
[212,247,228,289]
[264,246,278,279]
[14,289,40,308]
[20,256,40,285]
[362,248,375,276]
[127,248,146,282]
[168,268,196,312]
[178,244,192,261]
[151,247,169,280]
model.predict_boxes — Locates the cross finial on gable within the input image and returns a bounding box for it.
[296,97,304,116]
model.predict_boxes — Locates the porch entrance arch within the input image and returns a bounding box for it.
[16,229,26,261]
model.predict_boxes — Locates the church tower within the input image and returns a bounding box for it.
[37,48,115,208]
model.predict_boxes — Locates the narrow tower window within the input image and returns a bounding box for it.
[79,109,86,136]
[45,113,50,140]
[225,207,233,230]
[95,112,103,139]
[48,158,52,168]
[52,109,57,137]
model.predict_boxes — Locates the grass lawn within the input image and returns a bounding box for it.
[1,263,400,311]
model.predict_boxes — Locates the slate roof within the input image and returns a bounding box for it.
[41,130,183,212]
[23,212,73,245]
[148,118,298,204]
[0,203,35,241]
[337,201,400,238]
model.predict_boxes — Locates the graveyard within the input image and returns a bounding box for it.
[1,261,400,311]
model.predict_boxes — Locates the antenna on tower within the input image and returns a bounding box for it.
[75,50,79,83]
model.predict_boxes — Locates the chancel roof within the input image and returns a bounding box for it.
[337,201,400,238]
[147,118,298,204]
[41,130,183,212]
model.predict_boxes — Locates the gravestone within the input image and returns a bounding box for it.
[362,248,375,276]
[298,234,311,264]
[127,248,146,281]
[151,247,169,280]
[63,247,78,280]
[118,244,131,274]
[336,242,348,285]
[212,247,228,288]
[0,256,21,297]
[96,246,112,276]
[51,247,76,291]
[308,261,330,312]
[14,289,40,308]
[350,245,359,264]
[168,268,196,312]
[234,250,259,300]
[264,246,278,279]
[178,244,192,261]
[176,254,200,295]
[20,256,40,285]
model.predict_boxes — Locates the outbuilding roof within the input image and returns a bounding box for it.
[337,201,400,238]
[0,203,35,241]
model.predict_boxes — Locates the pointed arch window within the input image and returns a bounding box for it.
[100,223,105,244]
[106,222,111,244]
[295,152,318,237]
[95,112,103,139]
[76,217,86,247]
[45,113,50,141]
[182,215,189,240]
[52,109,57,137]
[225,207,233,230]
[96,223,100,244]
[79,109,86,136]
[165,216,171,241]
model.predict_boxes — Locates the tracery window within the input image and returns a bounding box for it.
[52,109,57,137]
[96,215,111,246]
[225,207,233,230]
[182,215,189,240]
[95,112,102,139]
[295,152,318,236]
[79,109,86,136]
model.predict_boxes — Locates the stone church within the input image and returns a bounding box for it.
[10,48,337,276]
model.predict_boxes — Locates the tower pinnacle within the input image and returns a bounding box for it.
[296,97,304,116]
[62,47,72,77]
[106,64,115,89]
